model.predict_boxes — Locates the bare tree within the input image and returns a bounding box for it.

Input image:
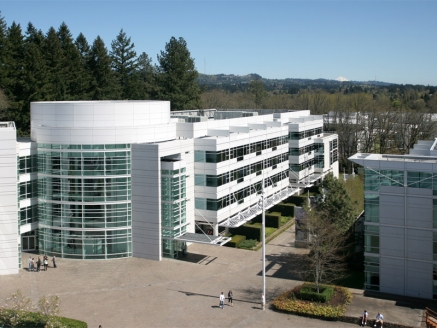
[303,206,349,293]
[395,109,437,154]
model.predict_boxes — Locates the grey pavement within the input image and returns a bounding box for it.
[0,225,425,328]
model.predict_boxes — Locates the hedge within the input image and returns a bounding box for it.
[224,234,246,248]
[0,310,87,328]
[298,284,335,303]
[230,224,262,241]
[272,203,295,217]
[265,212,281,228]
[286,195,307,206]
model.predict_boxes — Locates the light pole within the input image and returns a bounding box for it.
[261,168,266,310]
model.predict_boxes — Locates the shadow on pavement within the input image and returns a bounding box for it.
[174,252,217,265]
[256,252,308,281]
[176,290,259,304]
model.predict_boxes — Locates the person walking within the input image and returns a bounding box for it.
[261,293,265,310]
[28,256,32,271]
[36,257,41,272]
[219,292,225,309]
[361,309,368,326]
[228,290,233,307]
[31,258,35,272]
[43,255,48,271]
[374,312,384,328]
[52,256,57,268]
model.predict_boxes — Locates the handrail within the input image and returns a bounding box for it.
[426,307,437,327]
[426,307,437,318]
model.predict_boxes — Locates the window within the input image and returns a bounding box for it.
[364,256,379,291]
[408,171,432,189]
[364,194,379,223]
[364,225,379,254]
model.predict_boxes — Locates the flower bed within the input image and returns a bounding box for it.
[272,283,352,320]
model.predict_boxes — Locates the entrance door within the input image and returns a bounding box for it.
[22,236,36,251]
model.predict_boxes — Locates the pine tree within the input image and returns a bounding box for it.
[75,32,92,100]
[137,52,156,99]
[43,27,65,100]
[0,11,9,91]
[57,22,86,100]
[22,23,48,130]
[110,29,138,99]
[88,36,119,100]
[156,36,201,110]
[319,173,355,234]
[5,22,26,134]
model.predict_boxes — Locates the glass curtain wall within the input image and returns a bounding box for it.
[37,144,132,259]
[161,164,187,258]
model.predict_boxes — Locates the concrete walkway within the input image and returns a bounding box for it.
[0,225,426,328]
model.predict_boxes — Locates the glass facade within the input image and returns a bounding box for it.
[18,155,37,174]
[37,144,132,259]
[195,152,288,187]
[161,164,187,259]
[364,255,379,291]
[364,225,379,254]
[195,169,289,211]
[364,193,379,223]
[288,127,322,140]
[364,169,404,191]
[194,136,288,163]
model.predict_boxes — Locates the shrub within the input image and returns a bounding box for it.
[265,212,281,228]
[230,224,262,241]
[298,283,334,303]
[272,284,352,320]
[0,310,87,328]
[272,203,295,217]
[237,239,258,249]
[224,235,246,248]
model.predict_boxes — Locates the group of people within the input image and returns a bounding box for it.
[219,291,265,310]
[219,291,233,309]
[362,310,384,327]
[28,255,56,272]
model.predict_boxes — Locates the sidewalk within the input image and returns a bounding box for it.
[0,225,426,327]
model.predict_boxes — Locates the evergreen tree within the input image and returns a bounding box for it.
[110,29,138,99]
[5,22,26,134]
[319,173,355,234]
[75,32,92,100]
[137,52,156,99]
[156,36,201,110]
[0,11,8,90]
[22,23,48,130]
[43,27,65,100]
[57,22,87,100]
[88,36,119,100]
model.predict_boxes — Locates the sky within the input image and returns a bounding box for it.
[1,0,437,86]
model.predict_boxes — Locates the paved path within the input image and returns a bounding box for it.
[0,225,425,328]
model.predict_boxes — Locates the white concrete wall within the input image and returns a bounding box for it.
[0,126,19,275]
[131,139,194,261]
[31,101,175,145]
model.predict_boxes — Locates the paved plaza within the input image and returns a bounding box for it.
[0,226,427,328]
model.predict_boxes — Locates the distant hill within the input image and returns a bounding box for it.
[197,73,394,93]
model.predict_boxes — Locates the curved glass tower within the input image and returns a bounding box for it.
[31,100,174,260]
[38,144,132,259]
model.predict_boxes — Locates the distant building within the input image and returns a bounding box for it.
[349,139,437,299]
[0,101,338,275]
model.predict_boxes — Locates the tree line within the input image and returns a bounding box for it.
[0,12,201,136]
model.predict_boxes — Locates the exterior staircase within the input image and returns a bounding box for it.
[426,308,437,328]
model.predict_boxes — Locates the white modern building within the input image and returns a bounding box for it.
[0,101,338,275]
[349,140,437,300]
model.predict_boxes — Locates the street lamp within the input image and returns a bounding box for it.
[259,171,266,311]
